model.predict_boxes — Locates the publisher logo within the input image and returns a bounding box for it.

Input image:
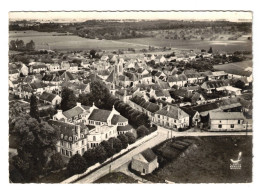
[230,152,242,170]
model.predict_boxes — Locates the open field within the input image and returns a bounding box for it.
[214,60,253,74]
[94,172,138,183]
[9,31,252,52]
[118,38,252,52]
[9,30,148,51]
[150,136,252,183]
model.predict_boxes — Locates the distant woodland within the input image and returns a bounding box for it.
[9,20,252,40]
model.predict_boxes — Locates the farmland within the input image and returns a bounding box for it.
[9,30,148,51]
[149,136,252,183]
[9,31,252,52]
[214,60,253,74]
[117,37,252,52]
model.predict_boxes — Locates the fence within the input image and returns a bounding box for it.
[60,130,158,183]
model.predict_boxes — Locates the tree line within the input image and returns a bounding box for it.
[9,39,35,51]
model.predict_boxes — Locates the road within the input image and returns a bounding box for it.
[75,129,167,183]
[74,127,252,183]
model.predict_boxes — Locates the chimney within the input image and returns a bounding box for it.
[159,103,163,110]
[76,125,80,138]
[76,102,81,107]
[167,106,170,112]
[57,110,62,115]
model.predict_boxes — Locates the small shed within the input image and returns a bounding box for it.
[131,148,158,175]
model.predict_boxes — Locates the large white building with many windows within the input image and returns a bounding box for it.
[50,102,133,158]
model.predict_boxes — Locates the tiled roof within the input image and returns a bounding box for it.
[202,80,229,89]
[88,109,111,122]
[191,103,219,113]
[141,148,157,163]
[39,91,57,102]
[155,105,189,119]
[106,70,115,83]
[111,114,128,125]
[209,111,245,120]
[62,106,85,119]
[117,124,133,131]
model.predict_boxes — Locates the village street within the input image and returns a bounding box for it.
[74,126,252,183]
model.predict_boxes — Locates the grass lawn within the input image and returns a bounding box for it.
[151,136,252,183]
[36,169,69,183]
[94,172,138,183]
[213,60,252,73]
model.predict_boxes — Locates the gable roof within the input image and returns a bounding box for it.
[141,148,157,163]
[209,111,245,120]
[39,91,58,102]
[62,106,86,119]
[191,103,219,113]
[155,105,189,119]
[111,114,128,125]
[88,109,111,122]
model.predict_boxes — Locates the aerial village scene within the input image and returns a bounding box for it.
[8,11,253,183]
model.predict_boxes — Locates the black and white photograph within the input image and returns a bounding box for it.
[7,10,255,184]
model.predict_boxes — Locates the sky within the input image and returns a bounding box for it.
[9,11,252,22]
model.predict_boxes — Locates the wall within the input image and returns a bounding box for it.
[61,130,158,183]
[210,119,245,131]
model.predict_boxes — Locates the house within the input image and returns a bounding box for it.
[155,55,167,64]
[154,71,167,82]
[38,91,62,106]
[53,103,132,149]
[96,70,110,80]
[180,107,201,126]
[150,88,172,103]
[183,70,203,84]
[60,61,70,70]
[154,105,190,129]
[216,86,242,96]
[168,74,188,88]
[69,63,78,73]
[48,120,89,158]
[49,63,61,72]
[9,69,20,81]
[129,96,160,121]
[208,71,228,81]
[201,80,229,93]
[191,92,206,105]
[9,62,29,76]
[208,111,246,131]
[86,105,131,148]
[53,102,91,124]
[29,63,47,74]
[131,148,158,175]
[17,82,48,99]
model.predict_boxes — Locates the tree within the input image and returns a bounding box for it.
[30,94,40,122]
[94,145,107,163]
[25,40,35,51]
[125,132,136,144]
[117,134,129,149]
[108,137,122,153]
[10,115,59,182]
[235,80,245,89]
[149,97,156,103]
[90,80,110,107]
[208,47,213,53]
[60,87,76,111]
[49,153,65,171]
[90,49,97,58]
[137,125,149,138]
[83,149,97,167]
[100,140,115,158]
[67,154,87,176]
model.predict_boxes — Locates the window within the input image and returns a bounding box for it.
[82,140,84,145]
[219,120,222,123]
[93,136,96,141]
[96,121,101,125]
[61,141,64,146]
[231,124,234,128]
[74,136,78,141]
[218,124,222,128]
[238,120,241,124]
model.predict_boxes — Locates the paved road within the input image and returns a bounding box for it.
[75,127,252,183]
[76,130,167,183]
